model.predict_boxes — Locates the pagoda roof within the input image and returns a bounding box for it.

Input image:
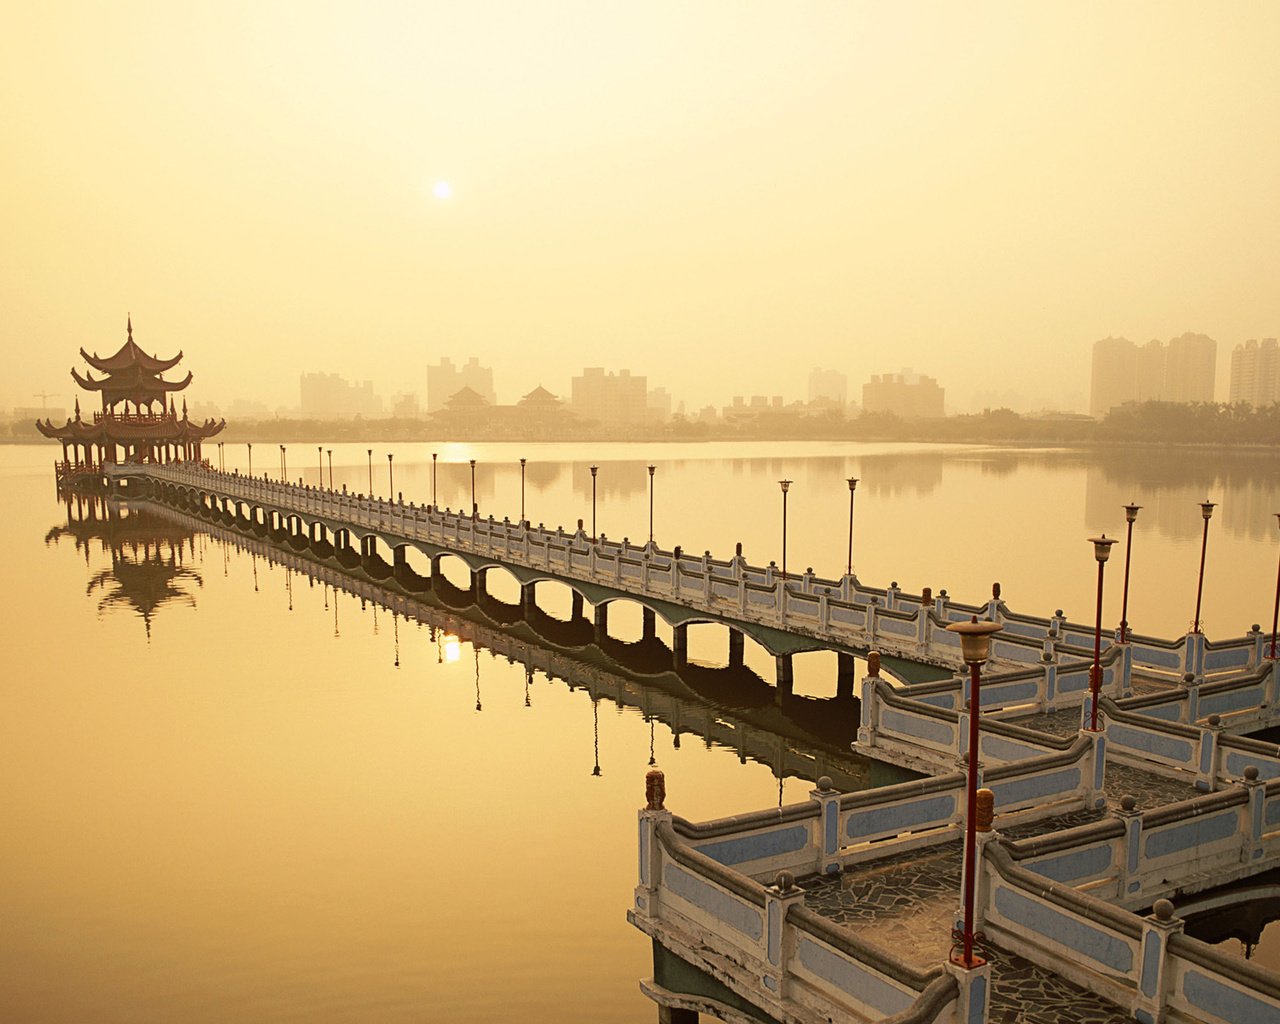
[519,385,561,406]
[80,318,184,375]
[37,407,226,443]
[70,317,193,407]
[446,386,491,408]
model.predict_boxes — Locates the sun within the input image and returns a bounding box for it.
[432,180,452,200]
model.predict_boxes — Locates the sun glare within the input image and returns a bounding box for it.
[432,180,452,200]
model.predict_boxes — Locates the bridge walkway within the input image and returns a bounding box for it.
[795,762,1197,1024]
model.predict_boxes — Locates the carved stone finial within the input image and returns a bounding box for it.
[817,776,833,793]
[1245,765,1260,782]
[867,651,881,677]
[975,788,994,831]
[1153,899,1175,922]
[992,582,1001,600]
[774,871,795,893]
[1120,794,1137,812]
[645,768,666,811]
[921,586,932,605]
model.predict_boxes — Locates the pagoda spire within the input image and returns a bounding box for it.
[127,314,132,342]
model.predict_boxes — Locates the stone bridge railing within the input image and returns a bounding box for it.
[112,462,1269,677]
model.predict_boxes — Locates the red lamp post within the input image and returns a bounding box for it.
[1118,503,1141,643]
[1089,534,1116,731]
[1192,501,1216,634]
[945,614,1003,969]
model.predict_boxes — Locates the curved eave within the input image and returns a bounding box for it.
[80,341,184,375]
[36,416,226,442]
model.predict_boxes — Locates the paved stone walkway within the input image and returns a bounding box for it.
[797,758,1198,1021]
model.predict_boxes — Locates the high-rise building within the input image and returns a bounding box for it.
[299,372,382,418]
[861,370,944,418]
[1229,338,1280,408]
[1164,332,1216,403]
[1089,337,1139,417]
[1089,333,1217,417]
[427,357,496,412]
[808,368,848,405]
[569,368,648,427]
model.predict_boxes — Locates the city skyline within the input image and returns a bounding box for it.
[4,4,1278,416]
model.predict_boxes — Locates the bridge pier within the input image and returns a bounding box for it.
[394,546,407,575]
[658,1008,698,1024]
[572,591,584,621]
[473,568,488,602]
[521,582,536,615]
[728,629,744,669]
[673,624,688,670]
[775,655,794,699]
[643,607,656,642]
[594,603,609,642]
[837,653,856,699]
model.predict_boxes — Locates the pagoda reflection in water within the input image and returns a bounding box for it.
[46,492,202,637]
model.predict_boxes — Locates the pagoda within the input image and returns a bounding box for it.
[37,316,225,485]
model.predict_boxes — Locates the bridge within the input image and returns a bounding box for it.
[106,462,1268,701]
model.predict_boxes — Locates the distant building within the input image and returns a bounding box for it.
[862,370,944,418]
[299,372,382,418]
[1089,333,1216,417]
[13,405,67,424]
[647,386,673,424]
[808,368,847,406]
[570,368,647,427]
[391,393,422,419]
[427,357,495,412]
[1229,338,1279,408]
[1164,332,1216,403]
[1089,337,1139,418]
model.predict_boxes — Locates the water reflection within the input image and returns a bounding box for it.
[45,493,202,637]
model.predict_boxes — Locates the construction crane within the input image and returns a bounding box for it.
[33,391,59,410]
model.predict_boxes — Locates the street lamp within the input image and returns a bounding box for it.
[1270,513,1280,660]
[431,452,438,508]
[590,465,599,542]
[388,453,394,499]
[326,449,333,489]
[778,480,792,579]
[1192,501,1216,634]
[367,449,373,494]
[1088,534,1116,731]
[1118,503,1142,643]
[318,446,324,488]
[218,441,224,472]
[945,614,1003,970]
[470,459,477,518]
[247,442,252,477]
[648,464,656,545]
[520,458,527,524]
[280,445,287,481]
[846,477,859,576]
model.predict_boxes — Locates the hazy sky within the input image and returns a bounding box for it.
[4,2,1278,415]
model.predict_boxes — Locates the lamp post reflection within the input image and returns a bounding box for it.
[945,615,1003,970]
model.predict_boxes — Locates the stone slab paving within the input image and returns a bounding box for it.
[798,762,1197,1020]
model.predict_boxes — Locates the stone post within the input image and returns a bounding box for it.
[1242,765,1266,865]
[1114,795,1145,898]
[635,769,672,921]
[1134,900,1183,1024]
[809,776,842,874]
[762,872,806,1000]
[884,580,900,611]
[1181,672,1200,725]
[857,652,882,748]
[1195,714,1222,792]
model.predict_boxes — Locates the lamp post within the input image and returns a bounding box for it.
[431,452,438,508]
[326,449,333,489]
[945,614,1003,970]
[1270,513,1280,660]
[218,441,224,472]
[590,465,599,542]
[1088,534,1116,731]
[470,459,477,518]
[387,453,394,499]
[520,457,527,525]
[1118,503,1141,643]
[318,446,324,488]
[367,449,373,494]
[247,442,252,477]
[778,480,792,579]
[648,464,656,545]
[846,477,859,576]
[280,445,287,481]
[1192,501,1216,634]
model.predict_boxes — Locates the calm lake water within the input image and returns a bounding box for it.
[3,440,1279,1021]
